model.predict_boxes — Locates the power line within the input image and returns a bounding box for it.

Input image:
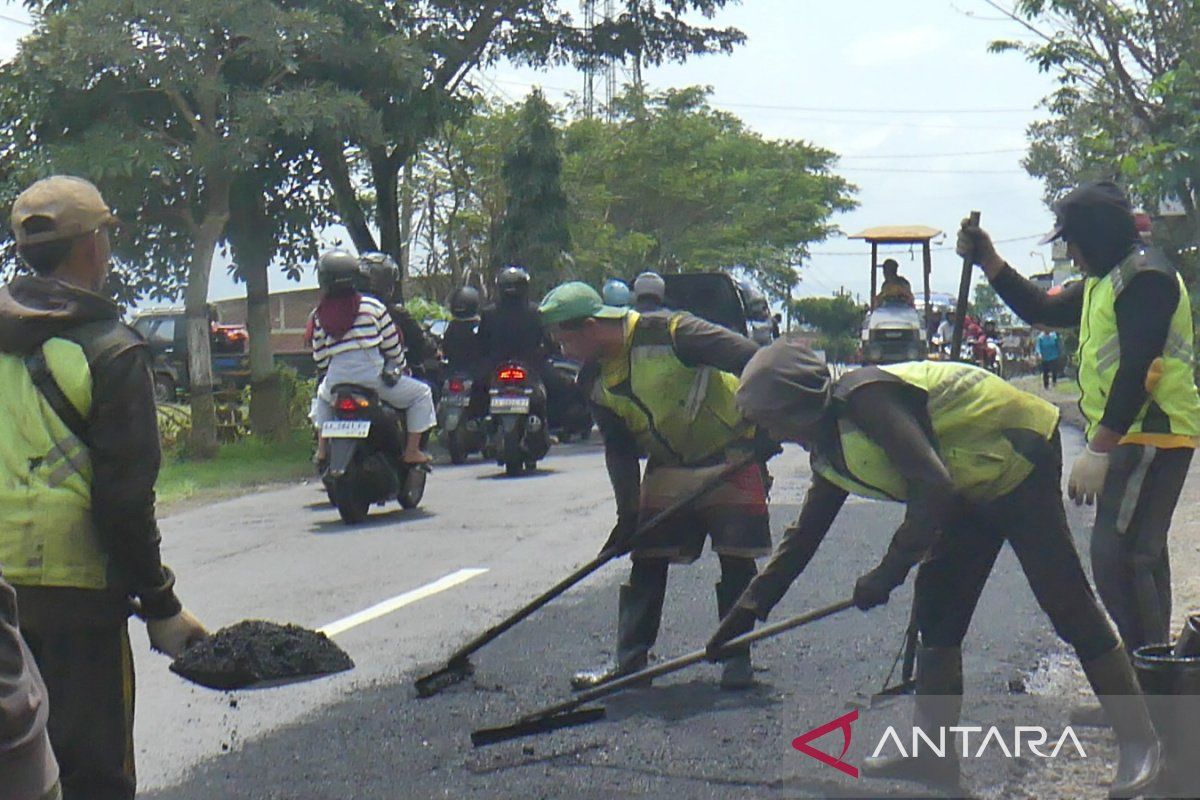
[809,234,1043,257]
[0,12,31,26]
[714,100,1032,115]
[839,166,1022,175]
[839,148,1025,160]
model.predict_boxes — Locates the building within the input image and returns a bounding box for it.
[211,286,319,357]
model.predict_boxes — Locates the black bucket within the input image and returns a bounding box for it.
[1133,644,1200,796]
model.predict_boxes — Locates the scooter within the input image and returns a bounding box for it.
[437,371,484,465]
[483,360,551,477]
[320,384,430,524]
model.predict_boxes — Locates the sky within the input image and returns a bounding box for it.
[0,0,1063,306]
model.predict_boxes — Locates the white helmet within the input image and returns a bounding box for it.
[633,271,665,302]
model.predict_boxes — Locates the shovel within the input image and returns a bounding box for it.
[471,598,855,747]
[414,457,754,698]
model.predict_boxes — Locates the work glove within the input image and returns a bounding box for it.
[852,562,906,611]
[1068,444,1110,506]
[706,606,757,662]
[599,512,639,557]
[147,609,209,659]
[956,218,999,269]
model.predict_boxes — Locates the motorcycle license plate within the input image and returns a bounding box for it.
[490,396,530,414]
[322,421,371,438]
[445,395,470,407]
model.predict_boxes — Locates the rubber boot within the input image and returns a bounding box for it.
[862,645,963,792]
[1080,645,1162,798]
[571,582,665,690]
[715,579,754,690]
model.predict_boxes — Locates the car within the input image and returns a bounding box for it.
[130,307,249,402]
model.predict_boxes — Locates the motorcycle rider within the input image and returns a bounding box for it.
[633,271,666,313]
[311,250,435,465]
[442,286,483,375]
[358,252,434,381]
[601,279,632,308]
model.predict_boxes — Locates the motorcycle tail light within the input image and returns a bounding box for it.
[336,396,369,414]
[448,378,466,394]
[497,366,527,383]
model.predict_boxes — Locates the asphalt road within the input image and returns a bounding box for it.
[134,429,1109,800]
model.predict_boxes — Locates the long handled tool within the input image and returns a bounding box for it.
[950,210,982,362]
[414,457,753,698]
[471,598,856,747]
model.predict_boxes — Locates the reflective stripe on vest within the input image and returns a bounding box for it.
[0,337,106,590]
[1077,250,1200,446]
[592,311,752,465]
[812,361,1060,503]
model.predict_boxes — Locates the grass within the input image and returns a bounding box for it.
[156,429,314,510]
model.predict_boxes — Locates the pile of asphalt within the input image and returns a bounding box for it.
[170,620,354,690]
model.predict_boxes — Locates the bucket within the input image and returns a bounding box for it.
[1132,644,1200,795]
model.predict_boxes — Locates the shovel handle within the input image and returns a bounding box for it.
[951,210,981,361]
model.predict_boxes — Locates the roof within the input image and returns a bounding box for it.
[848,225,943,244]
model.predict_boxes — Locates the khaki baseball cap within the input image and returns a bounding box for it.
[11,176,117,246]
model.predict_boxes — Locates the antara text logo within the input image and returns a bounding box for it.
[792,709,1087,779]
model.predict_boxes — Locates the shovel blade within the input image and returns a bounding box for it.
[414,659,474,698]
[471,707,606,748]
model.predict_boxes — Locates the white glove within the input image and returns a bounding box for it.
[147,609,209,658]
[1068,445,1110,506]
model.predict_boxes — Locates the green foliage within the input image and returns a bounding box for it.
[971,281,1004,320]
[406,296,451,323]
[156,428,314,507]
[492,90,571,292]
[814,334,860,365]
[792,294,866,340]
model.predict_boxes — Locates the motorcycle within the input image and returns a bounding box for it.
[320,383,430,524]
[483,360,551,477]
[438,371,484,465]
[545,355,593,443]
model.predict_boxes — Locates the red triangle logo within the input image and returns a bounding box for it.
[792,709,859,779]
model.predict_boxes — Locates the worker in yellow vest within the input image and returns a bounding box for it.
[706,339,1159,798]
[0,176,208,800]
[540,282,772,691]
[957,182,1199,660]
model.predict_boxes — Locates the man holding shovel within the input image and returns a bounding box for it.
[540,282,771,691]
[706,338,1161,798]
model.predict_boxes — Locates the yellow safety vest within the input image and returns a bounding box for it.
[1077,249,1200,447]
[591,311,753,466]
[0,337,107,589]
[812,361,1060,503]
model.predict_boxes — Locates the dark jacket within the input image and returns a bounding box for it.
[0,276,180,624]
[476,300,546,369]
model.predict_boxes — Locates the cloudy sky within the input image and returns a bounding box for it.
[0,0,1063,305]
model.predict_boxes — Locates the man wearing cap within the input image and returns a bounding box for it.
[706,339,1161,797]
[958,181,1200,661]
[0,176,208,799]
[632,271,666,313]
[876,258,915,307]
[540,281,771,690]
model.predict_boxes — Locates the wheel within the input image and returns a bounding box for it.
[399,467,427,509]
[447,429,467,465]
[153,374,176,403]
[333,481,370,524]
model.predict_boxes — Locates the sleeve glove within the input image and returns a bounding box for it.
[705,606,757,662]
[956,219,998,269]
[147,608,209,659]
[852,560,908,611]
[599,512,639,557]
[1068,444,1110,506]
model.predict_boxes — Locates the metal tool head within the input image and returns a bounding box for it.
[414,658,474,698]
[471,707,606,748]
[844,678,916,711]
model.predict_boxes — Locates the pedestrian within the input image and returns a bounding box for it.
[540,282,772,690]
[1036,327,1062,389]
[957,181,1200,659]
[0,569,59,800]
[706,339,1161,797]
[0,175,209,800]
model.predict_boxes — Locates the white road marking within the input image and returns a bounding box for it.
[318,568,489,637]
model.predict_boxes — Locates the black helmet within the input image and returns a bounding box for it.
[497,266,530,301]
[360,251,399,300]
[450,286,481,319]
[318,249,361,293]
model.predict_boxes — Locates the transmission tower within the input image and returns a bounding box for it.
[581,0,596,118]
[581,0,619,120]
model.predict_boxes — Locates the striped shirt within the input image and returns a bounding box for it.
[311,295,405,371]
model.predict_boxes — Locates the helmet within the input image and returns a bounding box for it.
[497,266,531,301]
[449,286,481,319]
[735,337,831,431]
[601,279,632,307]
[360,251,399,301]
[318,249,362,293]
[633,271,665,302]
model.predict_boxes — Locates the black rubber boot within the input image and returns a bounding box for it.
[862,645,963,792]
[715,578,755,690]
[1080,645,1162,798]
[571,582,665,690]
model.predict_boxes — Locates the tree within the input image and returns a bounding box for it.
[793,293,864,364]
[309,0,748,295]
[989,1,1200,278]
[2,0,372,456]
[971,280,1005,321]
[491,90,571,291]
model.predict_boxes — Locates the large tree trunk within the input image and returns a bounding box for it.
[185,211,227,459]
[244,252,286,442]
[398,160,415,303]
